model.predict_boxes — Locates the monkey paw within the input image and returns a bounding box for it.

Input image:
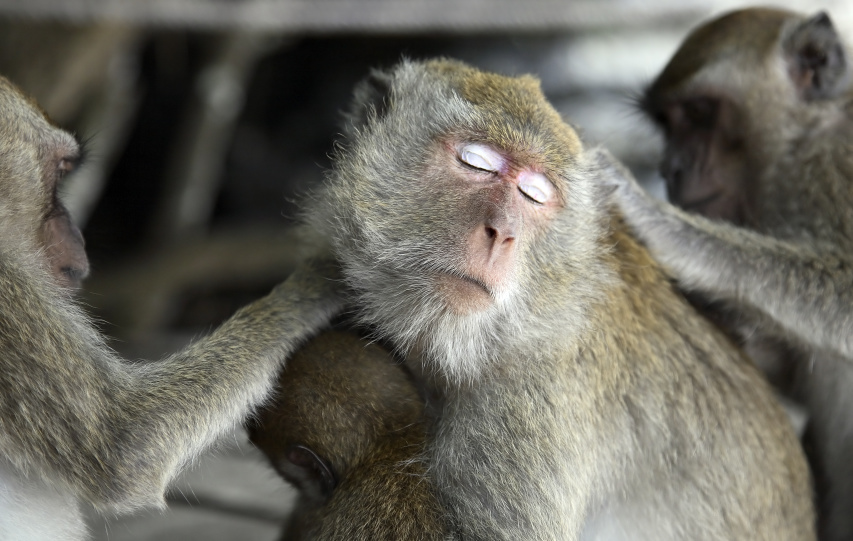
[592,147,656,220]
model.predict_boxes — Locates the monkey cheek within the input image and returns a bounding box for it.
[435,273,493,315]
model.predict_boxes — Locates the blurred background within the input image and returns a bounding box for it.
[0,0,850,538]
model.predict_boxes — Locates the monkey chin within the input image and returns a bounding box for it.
[435,273,493,315]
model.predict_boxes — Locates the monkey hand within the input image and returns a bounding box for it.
[595,147,664,226]
[594,147,704,274]
[593,147,638,194]
[594,147,658,216]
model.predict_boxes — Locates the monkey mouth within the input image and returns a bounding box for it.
[455,273,491,294]
[435,272,493,314]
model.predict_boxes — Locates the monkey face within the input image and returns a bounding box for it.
[0,76,89,290]
[418,138,563,315]
[648,94,754,226]
[310,60,608,381]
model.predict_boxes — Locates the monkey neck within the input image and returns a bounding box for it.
[757,106,853,243]
[752,96,841,158]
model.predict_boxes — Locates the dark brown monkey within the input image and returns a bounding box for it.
[301,59,814,540]
[0,75,343,539]
[607,8,853,540]
[249,331,444,540]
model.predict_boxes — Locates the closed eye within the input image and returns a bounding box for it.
[517,172,554,204]
[458,143,503,173]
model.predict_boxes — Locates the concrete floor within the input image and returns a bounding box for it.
[87,430,296,541]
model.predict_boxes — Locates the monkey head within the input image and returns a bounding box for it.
[641,8,851,227]
[0,76,88,289]
[308,59,611,384]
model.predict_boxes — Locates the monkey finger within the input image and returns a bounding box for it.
[591,147,645,199]
[592,147,635,183]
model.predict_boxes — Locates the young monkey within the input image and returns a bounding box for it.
[249,331,444,540]
[289,59,815,540]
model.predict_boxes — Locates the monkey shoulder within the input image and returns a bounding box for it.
[592,222,782,413]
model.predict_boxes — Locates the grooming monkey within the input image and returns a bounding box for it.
[248,331,445,540]
[0,75,342,539]
[294,58,814,540]
[607,8,853,540]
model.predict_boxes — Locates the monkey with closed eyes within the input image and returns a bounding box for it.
[279,58,815,540]
[607,8,853,540]
[0,74,343,540]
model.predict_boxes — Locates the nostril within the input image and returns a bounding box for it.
[482,225,516,252]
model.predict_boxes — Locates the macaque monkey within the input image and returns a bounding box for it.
[298,59,815,540]
[0,75,342,539]
[248,331,444,540]
[607,8,853,540]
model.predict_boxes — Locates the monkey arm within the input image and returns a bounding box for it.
[603,153,853,360]
[0,256,343,514]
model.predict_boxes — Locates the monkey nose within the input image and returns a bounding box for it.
[484,223,516,247]
[477,216,518,273]
[464,221,516,291]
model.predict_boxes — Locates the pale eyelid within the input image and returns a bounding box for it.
[518,172,554,204]
[458,143,503,172]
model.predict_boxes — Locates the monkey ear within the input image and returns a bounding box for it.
[783,12,849,100]
[280,444,338,504]
[346,68,394,130]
